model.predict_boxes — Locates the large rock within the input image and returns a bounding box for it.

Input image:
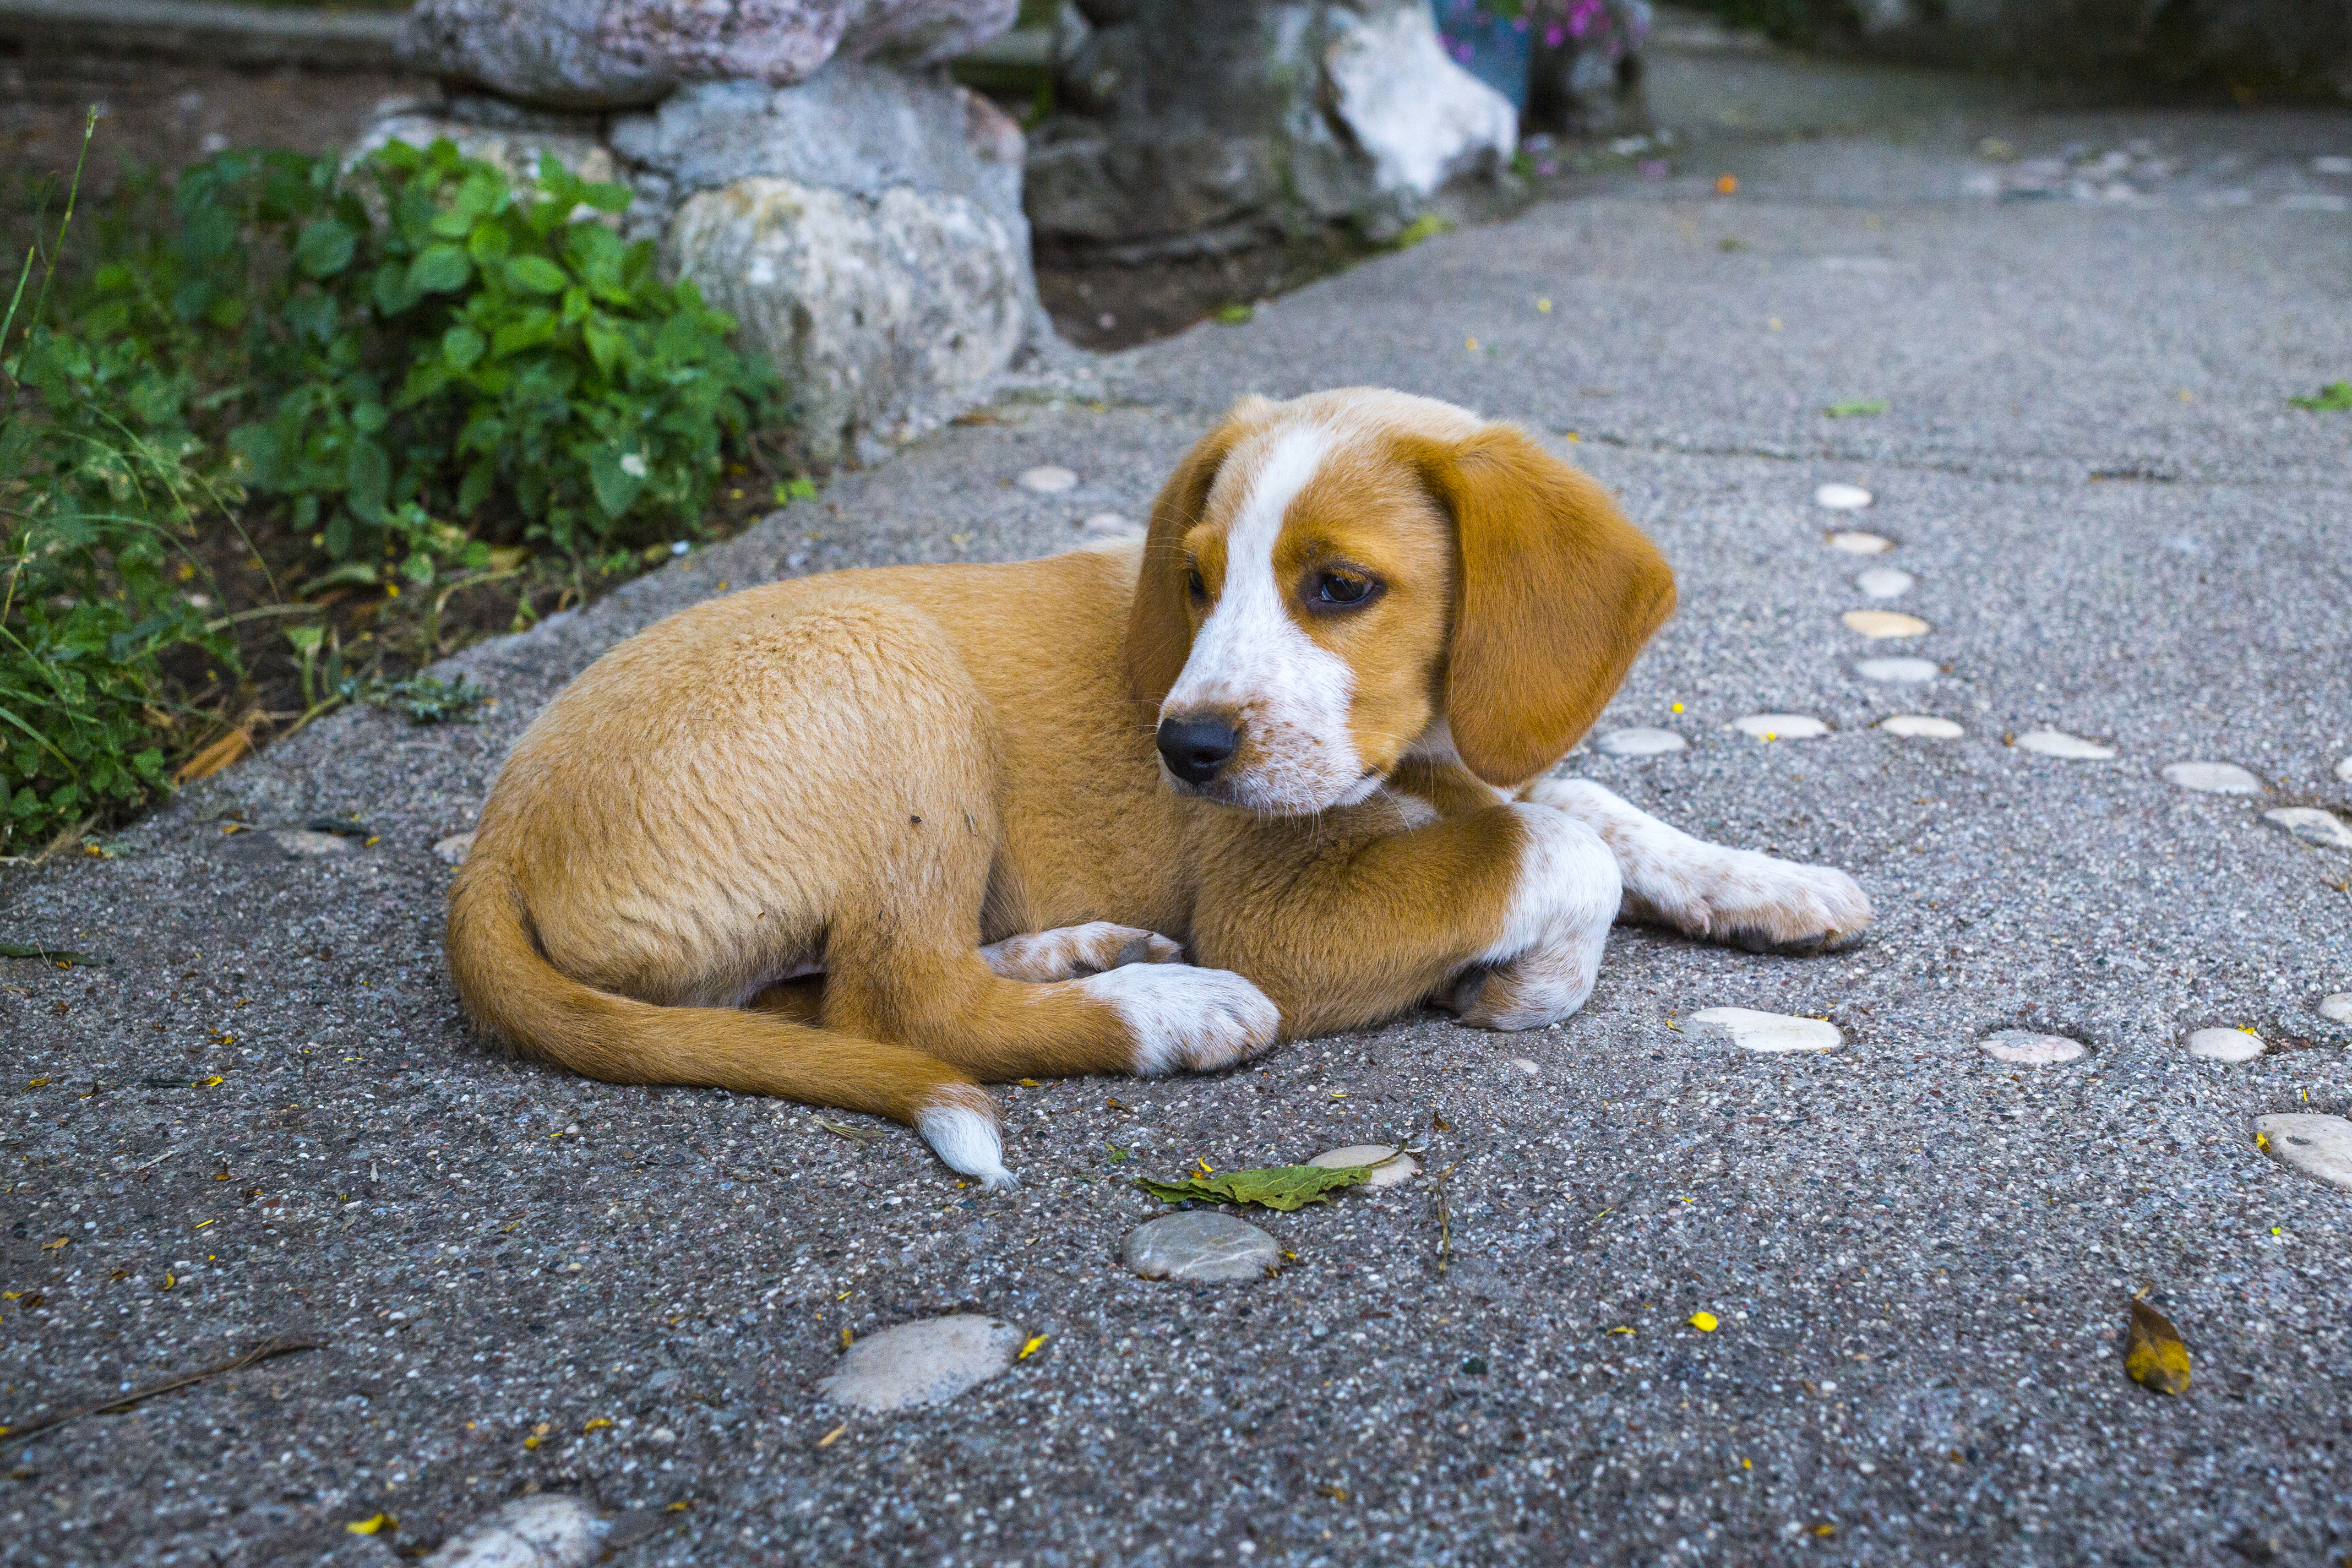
[1027,0,1518,257]
[400,0,1019,109]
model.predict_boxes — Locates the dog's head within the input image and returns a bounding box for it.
[1126,388,1675,813]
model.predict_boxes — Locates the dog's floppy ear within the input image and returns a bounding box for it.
[1412,423,1675,788]
[1125,396,1275,709]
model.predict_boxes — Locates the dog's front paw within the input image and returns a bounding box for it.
[1079,963,1281,1075]
[1633,851,1872,955]
[983,922,1186,982]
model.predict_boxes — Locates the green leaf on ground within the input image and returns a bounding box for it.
[0,941,108,965]
[1135,1163,1373,1211]
[1823,399,1888,418]
[1212,303,1255,325]
[2288,380,2352,411]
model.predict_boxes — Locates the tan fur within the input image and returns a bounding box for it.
[446,388,1686,1159]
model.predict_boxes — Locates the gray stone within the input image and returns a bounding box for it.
[1842,609,1930,639]
[1017,465,1079,494]
[1122,1211,1280,1282]
[1881,714,1962,738]
[1979,1029,2086,1065]
[2254,1114,2352,1193]
[1856,567,1915,598]
[1594,726,1687,756]
[1815,482,1872,509]
[2337,756,2352,782]
[399,0,1017,109]
[1827,530,1892,552]
[2015,729,2114,759]
[2319,993,2352,1025]
[816,1314,1023,1411]
[2263,807,2352,851]
[2163,760,2264,794]
[420,1495,605,1567]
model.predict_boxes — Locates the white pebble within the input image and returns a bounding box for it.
[1730,714,1828,741]
[418,1495,603,1568]
[1689,1006,1841,1052]
[273,829,353,858]
[1308,1144,1420,1187]
[1509,1057,1542,1075]
[1815,482,1873,510]
[433,831,477,866]
[816,1315,1024,1412]
[1079,511,1141,537]
[2162,761,2264,794]
[2185,1027,2264,1063]
[1881,714,1962,738]
[1842,609,1930,639]
[1017,465,1078,494]
[1979,1029,2086,1065]
[1856,657,1939,683]
[2337,756,2352,783]
[1827,531,1893,554]
[2015,729,2114,759]
[1123,1212,1280,1283]
[1595,726,1687,756]
[2318,993,2352,1024]
[2253,1114,2352,1192]
[1855,567,1914,598]
[2264,807,2352,851]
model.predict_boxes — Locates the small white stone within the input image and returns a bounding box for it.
[1979,1029,2086,1065]
[2162,761,2264,794]
[1842,609,1931,639]
[418,1494,602,1568]
[433,831,477,866]
[1815,482,1873,510]
[1595,726,1687,756]
[1509,1057,1541,1075]
[1689,1007,1841,1052]
[1730,714,1828,741]
[1079,511,1141,537]
[2337,756,2352,783]
[1017,465,1078,494]
[2264,807,2352,851]
[1882,714,1963,738]
[1123,1212,1280,1282]
[1308,1145,1420,1187]
[1856,657,1939,684]
[1855,567,1914,598]
[2253,1114,2352,1192]
[2015,729,2115,760]
[273,829,353,858]
[1827,531,1893,554]
[2317,993,2352,1024]
[2185,1027,2264,1063]
[816,1315,1024,1412]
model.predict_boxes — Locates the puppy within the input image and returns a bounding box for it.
[447,388,1870,1186]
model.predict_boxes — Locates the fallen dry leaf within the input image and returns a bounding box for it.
[2125,1298,2191,1396]
[175,726,254,786]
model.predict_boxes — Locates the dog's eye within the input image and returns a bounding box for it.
[1184,568,1208,602]
[1310,570,1378,608]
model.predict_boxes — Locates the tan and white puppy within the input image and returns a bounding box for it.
[447,388,1870,1187]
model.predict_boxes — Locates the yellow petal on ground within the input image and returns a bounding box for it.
[1017,1333,1049,1361]
[345,1514,393,1536]
[2125,1299,2191,1395]
[582,1417,613,1433]
[1842,609,1931,639]
[1689,1311,1719,1332]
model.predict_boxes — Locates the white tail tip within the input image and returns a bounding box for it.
[916,1095,1016,1190]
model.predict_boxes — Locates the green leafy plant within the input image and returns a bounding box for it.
[339,670,489,725]
[2289,380,2352,411]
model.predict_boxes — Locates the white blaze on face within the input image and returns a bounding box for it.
[1162,424,1368,813]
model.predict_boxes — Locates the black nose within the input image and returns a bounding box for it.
[1157,715,1239,785]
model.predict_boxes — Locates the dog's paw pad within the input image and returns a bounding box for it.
[1081,964,1281,1074]
[983,922,1185,982]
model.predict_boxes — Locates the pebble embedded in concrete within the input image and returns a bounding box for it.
[418,1494,603,1568]
[1079,511,1141,538]
[1856,567,1914,598]
[1730,714,1828,741]
[1842,609,1931,639]
[1689,1007,1841,1052]
[1980,1029,2086,1065]
[1017,465,1078,494]
[2015,729,2115,759]
[2320,993,2352,1025]
[2253,1114,2352,1193]
[2163,761,2264,794]
[1308,1144,1420,1187]
[1882,714,1963,738]
[1827,531,1892,554]
[816,1315,1025,1412]
[1123,1212,1281,1282]
[2261,808,2352,850]
[1596,726,1687,756]
[434,831,477,866]
[1856,657,1939,683]
[1815,482,1872,510]
[2338,757,2352,783]
[273,829,353,858]
[2185,1027,2264,1063]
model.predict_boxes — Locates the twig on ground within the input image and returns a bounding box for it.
[814,1118,885,1145]
[0,1335,323,1446]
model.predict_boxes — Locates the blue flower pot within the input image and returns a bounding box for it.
[1433,1,1532,111]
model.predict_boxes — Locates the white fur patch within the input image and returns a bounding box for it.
[1453,803,1620,1031]
[1525,777,1873,951]
[916,1086,1015,1189]
[1077,963,1282,1075]
[981,923,1184,982]
[1162,425,1364,814]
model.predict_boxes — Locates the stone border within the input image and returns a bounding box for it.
[0,0,404,71]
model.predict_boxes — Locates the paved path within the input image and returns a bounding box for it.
[5,43,2350,1568]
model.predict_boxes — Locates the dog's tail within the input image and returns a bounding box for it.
[444,856,1012,1186]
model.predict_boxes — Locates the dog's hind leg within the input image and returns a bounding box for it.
[1521,778,1872,953]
